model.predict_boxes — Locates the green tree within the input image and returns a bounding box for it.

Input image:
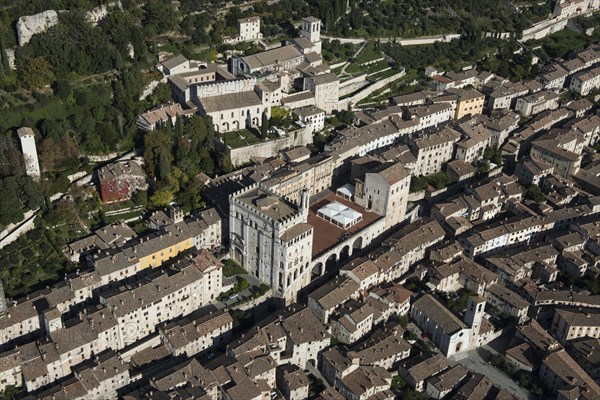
[174,115,184,137]
[157,148,171,181]
[132,190,148,206]
[0,41,9,75]
[150,187,174,207]
[99,8,137,59]
[218,152,233,174]
[53,78,72,100]
[20,177,43,209]
[391,375,407,390]
[176,178,204,213]
[0,185,23,226]
[147,82,173,106]
[19,57,54,90]
[410,175,428,192]
[525,185,545,203]
[261,111,269,139]
[185,115,209,144]
[0,384,18,399]
[336,109,354,125]
[425,172,451,190]
[237,277,250,291]
[17,11,119,76]
[39,137,61,171]
[143,0,178,35]
[399,315,409,329]
[199,149,215,174]
[144,128,172,178]
[270,106,290,126]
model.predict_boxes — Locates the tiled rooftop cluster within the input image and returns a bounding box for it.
[7,12,600,398]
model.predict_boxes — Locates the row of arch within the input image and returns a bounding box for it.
[215,117,260,133]
[311,236,363,278]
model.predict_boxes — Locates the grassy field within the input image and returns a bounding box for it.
[357,70,421,105]
[223,129,264,149]
[368,67,398,80]
[343,42,387,74]
[355,42,383,64]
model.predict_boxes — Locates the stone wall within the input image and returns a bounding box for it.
[0,210,37,249]
[360,57,385,67]
[321,36,365,44]
[229,126,313,167]
[194,77,257,99]
[521,18,569,41]
[87,153,121,162]
[485,32,514,39]
[408,190,425,202]
[330,61,347,70]
[340,70,406,109]
[339,74,370,97]
[235,289,274,311]
[397,34,461,46]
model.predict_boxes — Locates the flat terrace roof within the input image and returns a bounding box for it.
[308,193,381,258]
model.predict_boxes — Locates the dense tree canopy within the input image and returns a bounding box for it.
[322,0,553,38]
[143,115,227,213]
[0,175,43,226]
[16,11,120,77]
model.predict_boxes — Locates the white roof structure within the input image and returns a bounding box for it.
[317,201,363,229]
[336,183,355,199]
[318,207,338,219]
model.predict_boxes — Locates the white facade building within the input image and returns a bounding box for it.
[515,90,560,117]
[229,184,313,304]
[238,17,262,41]
[294,106,325,133]
[223,16,263,44]
[355,162,411,230]
[570,66,600,96]
[411,295,487,357]
[17,127,41,180]
[407,127,462,176]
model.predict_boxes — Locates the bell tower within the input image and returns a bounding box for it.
[301,16,321,44]
[299,188,310,217]
[464,296,486,349]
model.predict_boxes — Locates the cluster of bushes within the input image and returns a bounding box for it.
[410,172,452,192]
